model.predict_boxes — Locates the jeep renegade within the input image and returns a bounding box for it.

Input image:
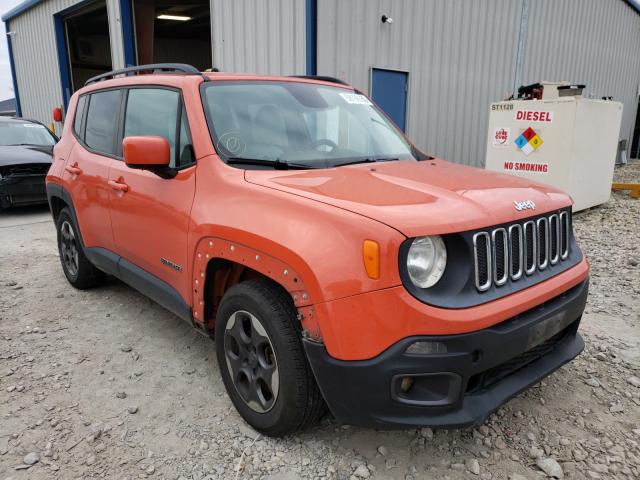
[46,64,589,437]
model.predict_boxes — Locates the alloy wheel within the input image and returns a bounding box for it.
[223,310,279,413]
[60,220,79,277]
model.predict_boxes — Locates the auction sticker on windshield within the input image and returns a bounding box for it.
[339,93,372,105]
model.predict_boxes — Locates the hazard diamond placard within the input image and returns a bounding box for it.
[515,128,543,156]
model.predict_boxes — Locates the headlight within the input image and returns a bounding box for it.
[406,236,447,288]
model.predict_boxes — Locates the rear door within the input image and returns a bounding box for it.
[64,89,121,252]
[108,86,197,301]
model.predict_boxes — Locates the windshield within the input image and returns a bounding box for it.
[0,122,57,147]
[201,81,425,169]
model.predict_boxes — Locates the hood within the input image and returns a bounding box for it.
[244,159,571,237]
[0,145,53,167]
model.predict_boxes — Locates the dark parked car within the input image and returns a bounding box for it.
[0,117,58,210]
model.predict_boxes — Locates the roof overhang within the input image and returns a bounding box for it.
[3,0,640,22]
[2,0,44,22]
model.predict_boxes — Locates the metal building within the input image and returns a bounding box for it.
[3,0,640,166]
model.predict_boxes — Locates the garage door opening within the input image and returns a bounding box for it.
[63,2,113,92]
[132,0,212,71]
[631,96,640,159]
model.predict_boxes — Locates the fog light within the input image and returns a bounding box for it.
[400,376,414,393]
[405,341,447,355]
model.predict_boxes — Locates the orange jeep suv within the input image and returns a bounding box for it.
[46,64,589,436]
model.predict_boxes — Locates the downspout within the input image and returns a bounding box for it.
[305,0,317,75]
[512,0,530,97]
[5,21,22,116]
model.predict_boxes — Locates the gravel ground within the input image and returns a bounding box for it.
[1,162,639,480]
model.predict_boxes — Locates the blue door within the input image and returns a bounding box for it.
[371,69,408,132]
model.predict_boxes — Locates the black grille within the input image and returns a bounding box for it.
[509,225,523,279]
[4,164,50,176]
[560,211,570,259]
[524,221,535,273]
[493,229,507,285]
[537,217,548,269]
[475,233,490,290]
[549,214,559,263]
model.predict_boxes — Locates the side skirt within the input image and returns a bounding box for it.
[85,247,192,323]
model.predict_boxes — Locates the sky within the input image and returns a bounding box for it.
[0,0,23,101]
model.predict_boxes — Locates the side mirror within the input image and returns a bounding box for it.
[123,136,170,168]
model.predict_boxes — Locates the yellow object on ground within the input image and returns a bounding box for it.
[611,183,640,198]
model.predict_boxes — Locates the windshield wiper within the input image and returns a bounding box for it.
[226,157,315,170]
[333,157,400,167]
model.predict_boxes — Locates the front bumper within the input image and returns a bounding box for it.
[304,278,588,428]
[0,175,48,209]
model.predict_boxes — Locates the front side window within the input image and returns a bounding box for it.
[0,121,57,147]
[201,81,424,169]
[124,88,185,167]
[85,89,121,155]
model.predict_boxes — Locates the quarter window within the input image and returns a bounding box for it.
[85,90,121,155]
[177,108,194,167]
[73,95,87,138]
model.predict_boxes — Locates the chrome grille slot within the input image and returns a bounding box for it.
[549,214,560,265]
[471,209,572,292]
[537,217,549,270]
[523,221,537,275]
[559,211,570,259]
[473,232,492,292]
[508,224,523,280]
[492,228,508,286]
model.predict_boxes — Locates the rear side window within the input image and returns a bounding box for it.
[124,88,180,166]
[73,95,87,138]
[85,89,121,155]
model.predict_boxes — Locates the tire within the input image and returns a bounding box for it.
[56,207,104,289]
[215,278,326,437]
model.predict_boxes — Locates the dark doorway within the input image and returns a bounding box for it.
[371,68,408,132]
[631,97,640,159]
[64,2,113,91]
[132,0,211,71]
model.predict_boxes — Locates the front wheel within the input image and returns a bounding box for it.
[215,279,325,436]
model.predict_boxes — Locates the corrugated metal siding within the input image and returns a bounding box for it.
[8,0,125,124]
[319,0,640,167]
[317,0,524,167]
[522,0,640,153]
[210,0,306,75]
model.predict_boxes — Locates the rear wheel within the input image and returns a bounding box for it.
[215,278,325,436]
[56,208,104,289]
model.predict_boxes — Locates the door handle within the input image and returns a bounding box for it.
[108,179,129,193]
[64,163,82,175]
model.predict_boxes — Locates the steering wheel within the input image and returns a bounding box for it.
[312,139,339,152]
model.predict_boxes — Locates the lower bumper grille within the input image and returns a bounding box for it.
[466,322,576,393]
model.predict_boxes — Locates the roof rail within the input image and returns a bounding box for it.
[290,75,350,86]
[85,63,202,86]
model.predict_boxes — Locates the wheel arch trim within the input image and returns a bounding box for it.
[192,236,323,340]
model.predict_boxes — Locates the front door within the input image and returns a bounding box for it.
[108,87,197,301]
[371,68,408,132]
